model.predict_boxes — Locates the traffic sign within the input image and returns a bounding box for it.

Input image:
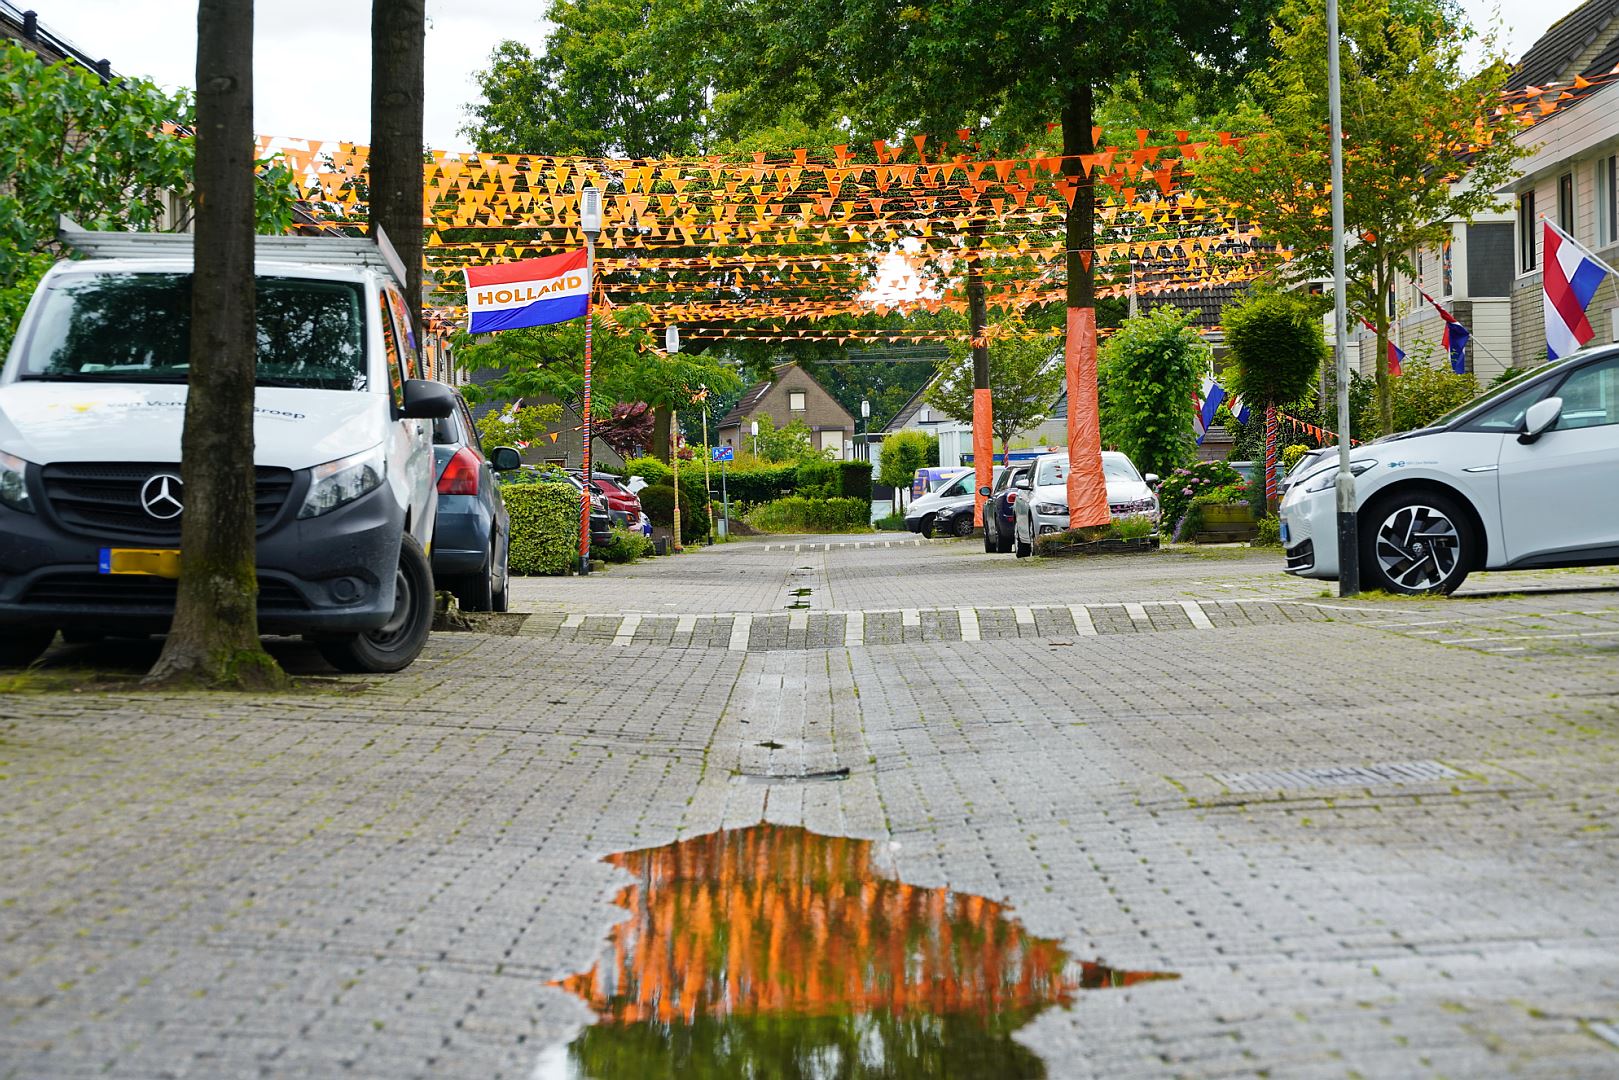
[712,445,735,462]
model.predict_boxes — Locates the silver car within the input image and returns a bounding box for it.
[1011,451,1159,556]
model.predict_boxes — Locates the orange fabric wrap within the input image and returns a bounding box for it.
[972,388,994,526]
[1064,307,1110,529]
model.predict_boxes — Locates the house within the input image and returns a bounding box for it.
[463,367,625,473]
[716,362,856,459]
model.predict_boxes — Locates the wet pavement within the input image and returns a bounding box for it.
[2,539,1618,1077]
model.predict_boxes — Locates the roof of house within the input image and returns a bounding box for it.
[1507,0,1619,110]
[715,362,855,429]
[1,1,119,77]
[882,376,952,433]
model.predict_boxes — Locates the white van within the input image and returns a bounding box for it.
[0,221,456,672]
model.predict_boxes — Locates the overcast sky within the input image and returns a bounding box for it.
[31,0,1567,152]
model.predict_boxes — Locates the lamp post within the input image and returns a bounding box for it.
[1327,0,1359,595]
[860,398,870,461]
[578,184,601,575]
[750,419,759,458]
[667,326,683,553]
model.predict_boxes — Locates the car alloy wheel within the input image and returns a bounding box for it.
[952,514,974,537]
[1371,502,1464,593]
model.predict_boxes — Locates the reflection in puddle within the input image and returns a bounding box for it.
[550,825,1175,1078]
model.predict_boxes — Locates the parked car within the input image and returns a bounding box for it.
[910,466,970,501]
[979,463,1031,553]
[1011,451,1160,557]
[431,395,520,612]
[580,471,645,530]
[1277,447,1334,498]
[1280,346,1619,594]
[0,223,455,671]
[904,468,978,537]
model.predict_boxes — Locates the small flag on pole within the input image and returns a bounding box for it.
[463,249,590,333]
[1360,317,1404,376]
[1543,221,1613,360]
[1420,291,1470,375]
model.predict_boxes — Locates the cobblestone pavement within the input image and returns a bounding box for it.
[3,538,1618,1078]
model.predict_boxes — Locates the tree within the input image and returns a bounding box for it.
[926,315,1063,462]
[1194,0,1526,434]
[474,402,563,451]
[146,0,283,687]
[747,415,819,463]
[1388,359,1479,435]
[1221,290,1325,504]
[1097,307,1206,479]
[371,0,426,340]
[876,429,932,509]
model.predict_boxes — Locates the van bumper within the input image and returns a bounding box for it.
[0,487,404,636]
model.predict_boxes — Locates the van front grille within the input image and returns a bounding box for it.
[39,462,294,541]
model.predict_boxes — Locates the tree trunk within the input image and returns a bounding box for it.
[652,406,672,462]
[967,219,993,526]
[145,0,285,689]
[1061,84,1111,533]
[1373,259,1393,436]
[370,0,426,343]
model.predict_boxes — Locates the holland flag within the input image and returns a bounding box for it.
[1192,377,1248,443]
[1360,317,1405,376]
[1544,221,1613,360]
[463,249,590,333]
[1420,291,1470,375]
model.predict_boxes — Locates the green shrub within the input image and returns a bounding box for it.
[1254,514,1282,546]
[1282,444,1308,473]
[834,460,873,499]
[503,481,580,576]
[639,484,677,525]
[1171,488,1252,542]
[1158,461,1245,530]
[638,483,709,544]
[623,455,671,486]
[723,463,799,503]
[1110,514,1158,540]
[873,510,907,531]
[599,525,654,563]
[796,458,837,499]
[742,496,871,533]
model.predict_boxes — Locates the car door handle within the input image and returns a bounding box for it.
[1462,464,1498,473]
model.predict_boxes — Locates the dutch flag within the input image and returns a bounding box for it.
[463,249,591,334]
[1543,221,1613,360]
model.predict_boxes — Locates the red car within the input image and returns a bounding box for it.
[578,472,645,529]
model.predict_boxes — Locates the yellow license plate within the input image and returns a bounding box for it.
[98,547,182,579]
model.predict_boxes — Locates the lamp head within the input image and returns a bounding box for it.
[579,186,603,236]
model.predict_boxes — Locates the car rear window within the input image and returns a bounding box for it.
[18,272,368,390]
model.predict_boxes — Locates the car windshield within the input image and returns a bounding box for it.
[17,272,368,390]
[1433,361,1556,428]
[1102,455,1140,481]
[1035,457,1067,485]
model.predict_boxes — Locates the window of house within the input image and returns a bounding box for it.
[1602,155,1618,248]
[1557,172,1575,234]
[1520,191,1538,272]
[1441,236,1453,296]
[788,391,806,411]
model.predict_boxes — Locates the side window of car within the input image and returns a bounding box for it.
[386,287,422,380]
[379,293,404,409]
[460,401,480,451]
[1463,380,1554,432]
[1552,358,1619,430]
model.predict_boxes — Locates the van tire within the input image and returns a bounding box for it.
[316,534,435,673]
[0,627,55,667]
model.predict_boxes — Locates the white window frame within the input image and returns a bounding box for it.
[1557,171,1575,236]
[788,390,806,411]
[1519,190,1538,274]
[1600,154,1618,249]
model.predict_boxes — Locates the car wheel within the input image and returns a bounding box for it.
[983,520,996,553]
[316,533,435,673]
[490,537,510,613]
[996,525,1014,554]
[920,514,936,539]
[1014,520,1031,558]
[1361,491,1473,595]
[0,627,55,667]
[457,558,495,612]
[953,514,974,538]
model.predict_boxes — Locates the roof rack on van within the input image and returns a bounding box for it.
[56,216,411,291]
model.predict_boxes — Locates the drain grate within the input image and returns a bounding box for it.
[1214,760,1461,792]
[733,767,851,785]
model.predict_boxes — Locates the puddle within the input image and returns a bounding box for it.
[790,587,812,597]
[545,824,1176,1078]
[786,601,811,609]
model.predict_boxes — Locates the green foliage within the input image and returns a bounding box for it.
[1158,461,1246,533]
[1171,486,1252,542]
[873,510,907,531]
[1487,366,1527,389]
[876,430,934,501]
[833,460,873,499]
[1281,444,1308,472]
[502,482,581,575]
[742,496,871,533]
[1110,514,1159,540]
[474,403,563,451]
[623,455,672,486]
[1389,360,1481,434]
[749,414,822,463]
[639,479,710,544]
[1222,291,1326,408]
[795,458,837,499]
[1097,307,1206,478]
[599,525,655,564]
[927,314,1064,458]
[1254,514,1282,546]
[717,463,798,503]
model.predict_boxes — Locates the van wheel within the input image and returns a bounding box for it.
[0,627,55,667]
[920,514,936,539]
[1361,491,1473,595]
[317,534,435,673]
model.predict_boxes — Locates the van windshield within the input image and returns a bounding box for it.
[17,272,368,390]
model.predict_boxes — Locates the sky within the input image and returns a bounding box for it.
[30,0,1572,152]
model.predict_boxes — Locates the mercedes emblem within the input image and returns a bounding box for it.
[139,473,184,520]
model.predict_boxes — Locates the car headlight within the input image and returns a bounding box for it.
[1035,501,1068,515]
[1302,460,1377,493]
[298,444,385,518]
[0,450,33,513]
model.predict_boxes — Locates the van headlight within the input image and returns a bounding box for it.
[0,450,33,512]
[1303,460,1376,493]
[298,445,385,518]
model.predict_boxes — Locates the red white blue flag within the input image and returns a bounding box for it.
[1360,317,1404,376]
[464,249,590,333]
[1420,291,1470,375]
[1544,221,1612,360]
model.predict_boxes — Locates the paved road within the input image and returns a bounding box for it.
[3,538,1618,1078]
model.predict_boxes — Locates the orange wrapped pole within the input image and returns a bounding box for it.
[1064,306,1110,529]
[973,389,994,523]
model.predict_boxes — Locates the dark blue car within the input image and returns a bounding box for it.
[431,394,520,611]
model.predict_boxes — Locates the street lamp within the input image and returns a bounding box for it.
[578,185,602,575]
[667,326,683,553]
[750,419,759,457]
[1326,0,1359,595]
[860,398,870,461]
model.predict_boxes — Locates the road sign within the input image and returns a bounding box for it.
[712,445,734,462]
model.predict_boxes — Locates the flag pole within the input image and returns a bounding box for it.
[579,186,602,575]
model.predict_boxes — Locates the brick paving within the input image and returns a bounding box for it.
[2,538,1617,1078]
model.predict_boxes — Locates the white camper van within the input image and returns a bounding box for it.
[0,221,457,672]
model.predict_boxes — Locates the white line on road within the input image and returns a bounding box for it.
[1068,604,1097,636]
[1124,602,1150,624]
[844,611,864,648]
[902,608,921,627]
[560,612,586,629]
[1441,629,1619,645]
[1014,606,1035,627]
[1178,600,1214,630]
[676,614,697,634]
[729,614,752,651]
[612,613,642,645]
[958,607,980,642]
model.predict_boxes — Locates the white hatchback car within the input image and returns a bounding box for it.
[1280,345,1619,594]
[1011,450,1159,556]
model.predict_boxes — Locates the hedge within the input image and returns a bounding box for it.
[639,483,709,544]
[503,481,581,575]
[742,496,871,533]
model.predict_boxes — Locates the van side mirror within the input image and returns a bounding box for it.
[490,446,522,472]
[1519,396,1562,444]
[399,378,456,420]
